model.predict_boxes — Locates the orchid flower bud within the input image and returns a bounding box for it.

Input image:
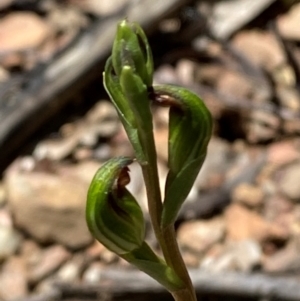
[152,85,213,228]
[112,19,153,88]
[86,157,145,255]
[103,20,155,164]
[86,157,184,291]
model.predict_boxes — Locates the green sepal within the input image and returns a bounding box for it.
[153,85,213,228]
[112,19,153,87]
[86,157,145,255]
[122,241,184,292]
[120,66,153,135]
[103,58,146,163]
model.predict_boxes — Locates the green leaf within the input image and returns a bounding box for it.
[152,85,213,228]
[86,157,145,255]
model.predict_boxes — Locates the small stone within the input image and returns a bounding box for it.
[277,3,300,41]
[195,138,230,190]
[279,162,300,201]
[0,12,51,52]
[232,30,285,71]
[0,225,21,261]
[57,254,85,282]
[0,209,21,261]
[73,147,93,161]
[154,127,168,162]
[176,59,197,85]
[28,245,71,284]
[94,144,112,161]
[247,110,280,143]
[263,238,300,272]
[82,262,104,284]
[267,139,300,166]
[264,196,293,221]
[232,183,264,208]
[69,0,129,16]
[225,204,289,242]
[178,218,225,254]
[0,256,28,300]
[201,239,262,272]
[217,69,254,99]
[5,159,97,248]
[154,64,178,85]
[85,241,117,264]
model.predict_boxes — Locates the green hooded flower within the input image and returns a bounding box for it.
[86,157,145,255]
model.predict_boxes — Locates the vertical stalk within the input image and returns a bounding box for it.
[140,131,197,301]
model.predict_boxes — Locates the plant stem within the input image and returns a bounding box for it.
[140,132,197,301]
[162,225,197,301]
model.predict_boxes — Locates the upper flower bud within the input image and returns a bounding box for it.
[112,19,153,88]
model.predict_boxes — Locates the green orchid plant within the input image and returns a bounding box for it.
[86,20,213,301]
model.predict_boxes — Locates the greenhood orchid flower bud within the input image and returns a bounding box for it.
[112,19,153,88]
[103,20,155,164]
[86,157,184,292]
[152,85,213,228]
[86,157,145,255]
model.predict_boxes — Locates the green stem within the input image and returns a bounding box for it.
[162,225,197,301]
[140,131,197,301]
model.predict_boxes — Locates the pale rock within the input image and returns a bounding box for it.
[263,238,300,272]
[267,139,300,166]
[176,59,197,85]
[0,12,51,52]
[195,138,230,190]
[154,126,168,162]
[5,159,99,248]
[247,110,280,142]
[83,262,104,284]
[0,256,28,300]
[210,0,276,39]
[225,204,289,242]
[85,241,118,264]
[69,0,129,16]
[283,119,300,134]
[27,245,71,284]
[153,64,178,85]
[232,30,285,71]
[0,224,21,261]
[232,183,264,208]
[0,209,21,261]
[74,147,93,161]
[94,144,112,161]
[279,162,300,201]
[153,106,170,128]
[217,69,254,99]
[178,218,225,254]
[264,196,293,221]
[126,161,144,199]
[201,240,262,272]
[57,254,85,282]
[277,3,300,41]
[34,101,119,160]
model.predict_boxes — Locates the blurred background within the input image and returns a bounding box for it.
[1,0,300,300]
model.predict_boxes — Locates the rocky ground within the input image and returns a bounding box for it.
[1,0,300,300]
